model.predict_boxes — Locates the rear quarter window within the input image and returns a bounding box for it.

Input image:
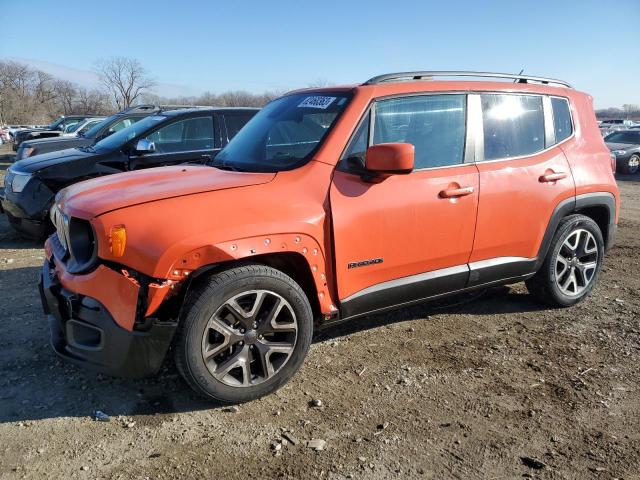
[551,97,573,143]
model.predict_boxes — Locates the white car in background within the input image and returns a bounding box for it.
[61,117,106,137]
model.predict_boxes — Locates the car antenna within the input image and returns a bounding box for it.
[514,69,525,83]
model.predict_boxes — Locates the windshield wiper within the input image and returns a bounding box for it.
[209,160,242,172]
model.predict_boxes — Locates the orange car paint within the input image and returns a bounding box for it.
[45,80,620,332]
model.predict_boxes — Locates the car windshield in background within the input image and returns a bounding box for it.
[91,115,167,153]
[605,131,640,144]
[48,118,65,129]
[82,116,116,138]
[214,92,352,172]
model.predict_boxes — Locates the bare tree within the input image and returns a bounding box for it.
[53,79,76,114]
[95,56,156,109]
[76,87,111,115]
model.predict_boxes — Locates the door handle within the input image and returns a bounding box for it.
[439,186,475,198]
[539,172,567,182]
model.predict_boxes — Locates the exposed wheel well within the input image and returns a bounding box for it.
[178,252,321,322]
[575,205,610,248]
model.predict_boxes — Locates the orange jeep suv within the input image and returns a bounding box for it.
[40,72,619,403]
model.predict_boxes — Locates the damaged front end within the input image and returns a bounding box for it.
[40,217,186,378]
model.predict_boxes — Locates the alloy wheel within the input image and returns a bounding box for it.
[628,155,640,174]
[201,290,298,387]
[554,228,599,296]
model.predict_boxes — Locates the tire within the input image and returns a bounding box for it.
[174,264,313,404]
[621,154,640,175]
[526,214,604,307]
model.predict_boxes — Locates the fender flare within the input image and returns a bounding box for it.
[535,192,616,271]
[154,233,337,317]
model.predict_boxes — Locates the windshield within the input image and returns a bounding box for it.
[77,119,103,135]
[91,115,167,153]
[48,117,65,130]
[606,131,640,144]
[83,114,117,138]
[214,91,352,172]
[68,121,88,133]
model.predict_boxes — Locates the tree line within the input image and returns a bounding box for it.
[3,57,638,124]
[595,104,640,121]
[0,57,281,125]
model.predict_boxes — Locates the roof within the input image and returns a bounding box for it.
[160,106,261,116]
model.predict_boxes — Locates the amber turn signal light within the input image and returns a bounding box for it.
[110,225,127,257]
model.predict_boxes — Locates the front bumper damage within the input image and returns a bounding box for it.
[40,244,179,378]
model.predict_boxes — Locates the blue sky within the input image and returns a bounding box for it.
[2,0,638,108]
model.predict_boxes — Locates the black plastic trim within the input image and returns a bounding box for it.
[40,258,177,378]
[339,265,470,320]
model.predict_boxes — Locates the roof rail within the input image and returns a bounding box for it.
[157,105,213,110]
[118,104,214,114]
[363,71,573,88]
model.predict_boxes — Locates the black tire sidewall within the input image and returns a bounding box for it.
[178,267,313,404]
[541,215,605,307]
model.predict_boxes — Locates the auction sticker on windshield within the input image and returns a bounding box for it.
[298,96,336,109]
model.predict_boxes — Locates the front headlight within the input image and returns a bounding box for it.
[10,172,32,193]
[612,150,627,156]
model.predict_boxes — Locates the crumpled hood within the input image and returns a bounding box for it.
[60,165,276,218]
[12,148,93,173]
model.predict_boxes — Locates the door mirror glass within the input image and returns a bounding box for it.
[365,143,414,176]
[135,138,156,154]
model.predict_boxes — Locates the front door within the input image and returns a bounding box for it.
[130,115,219,169]
[330,94,480,318]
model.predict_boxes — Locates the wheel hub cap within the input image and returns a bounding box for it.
[201,290,298,387]
[554,228,599,296]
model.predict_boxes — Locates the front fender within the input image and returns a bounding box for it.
[157,233,337,315]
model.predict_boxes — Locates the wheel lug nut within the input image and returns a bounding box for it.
[240,329,245,334]
[252,322,257,329]
[239,341,244,346]
[258,335,263,340]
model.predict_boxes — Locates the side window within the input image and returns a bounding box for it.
[481,94,545,160]
[339,111,370,170]
[224,114,255,141]
[551,97,573,143]
[145,117,214,154]
[373,95,466,169]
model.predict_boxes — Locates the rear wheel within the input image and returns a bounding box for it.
[174,265,313,403]
[526,214,604,307]
[621,154,640,174]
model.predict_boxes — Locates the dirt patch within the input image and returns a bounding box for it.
[0,142,639,479]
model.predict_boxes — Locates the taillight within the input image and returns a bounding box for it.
[610,152,616,173]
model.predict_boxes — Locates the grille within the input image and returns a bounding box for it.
[50,204,70,259]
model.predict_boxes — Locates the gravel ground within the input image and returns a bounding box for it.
[0,142,639,479]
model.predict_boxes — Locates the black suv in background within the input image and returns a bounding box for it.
[12,115,101,150]
[15,105,171,161]
[1,107,258,238]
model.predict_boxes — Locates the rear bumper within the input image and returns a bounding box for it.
[40,256,177,378]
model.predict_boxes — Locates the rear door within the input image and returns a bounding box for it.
[330,93,480,318]
[130,114,219,168]
[467,93,576,286]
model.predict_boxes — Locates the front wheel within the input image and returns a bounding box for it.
[174,265,313,403]
[526,214,604,307]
